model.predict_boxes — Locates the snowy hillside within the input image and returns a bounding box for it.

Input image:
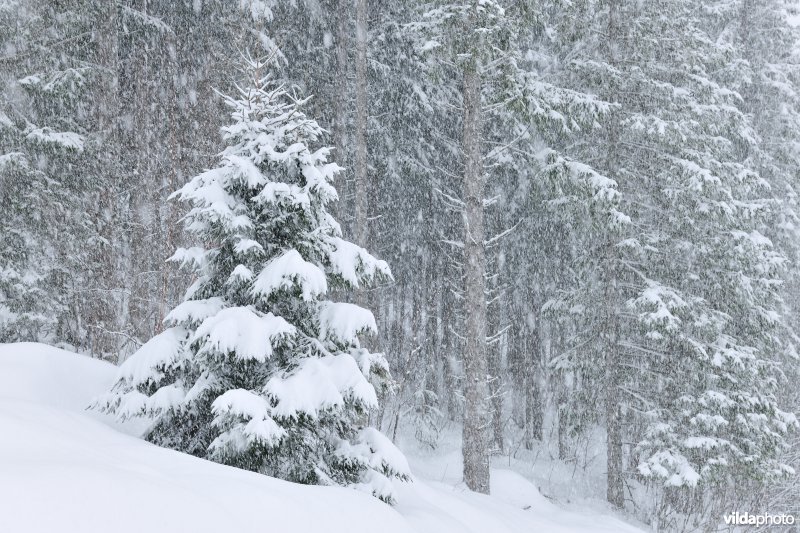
[0,343,642,533]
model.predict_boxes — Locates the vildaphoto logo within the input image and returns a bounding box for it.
[723,511,796,526]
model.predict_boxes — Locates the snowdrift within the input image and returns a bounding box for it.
[0,343,642,533]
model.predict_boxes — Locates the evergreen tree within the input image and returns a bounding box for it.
[0,146,58,342]
[0,0,102,347]
[718,0,800,517]
[98,57,409,503]
[550,0,798,520]
[408,0,528,493]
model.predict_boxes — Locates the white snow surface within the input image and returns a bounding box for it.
[117,327,187,386]
[265,353,379,418]
[318,301,377,344]
[163,297,226,327]
[191,306,295,361]
[252,248,328,301]
[0,342,645,533]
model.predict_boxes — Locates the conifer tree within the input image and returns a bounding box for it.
[408,0,615,492]
[0,0,99,347]
[550,0,798,518]
[720,0,800,516]
[0,148,57,342]
[98,56,410,503]
[407,0,524,493]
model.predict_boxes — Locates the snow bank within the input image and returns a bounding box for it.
[0,342,113,410]
[396,450,644,533]
[0,343,408,533]
[0,342,644,533]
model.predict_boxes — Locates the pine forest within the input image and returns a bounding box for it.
[1,1,799,532]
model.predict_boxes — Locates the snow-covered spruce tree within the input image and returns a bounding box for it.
[97,58,410,503]
[0,149,57,342]
[406,0,615,491]
[406,0,514,494]
[0,0,96,345]
[0,0,136,355]
[549,0,797,520]
[718,0,800,516]
[625,1,800,524]
[621,0,798,508]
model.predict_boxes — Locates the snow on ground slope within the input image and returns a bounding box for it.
[0,343,409,533]
[0,343,644,533]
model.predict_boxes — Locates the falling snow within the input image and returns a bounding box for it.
[1,1,799,532]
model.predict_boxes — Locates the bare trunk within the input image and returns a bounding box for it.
[461,63,490,494]
[507,297,526,430]
[354,0,368,249]
[157,26,181,332]
[487,341,504,453]
[334,0,350,233]
[486,208,505,452]
[91,1,120,358]
[557,376,569,460]
[422,242,439,401]
[603,244,624,507]
[486,276,503,451]
[333,0,352,232]
[603,0,625,509]
[605,334,624,508]
[549,317,569,459]
[601,236,624,508]
[524,319,543,448]
[441,260,459,419]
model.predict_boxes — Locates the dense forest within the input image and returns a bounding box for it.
[1,1,799,531]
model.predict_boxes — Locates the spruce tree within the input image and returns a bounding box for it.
[407,0,616,491]
[98,57,409,503]
[0,0,94,345]
[549,0,798,517]
[0,149,56,342]
[721,0,800,516]
[0,0,138,355]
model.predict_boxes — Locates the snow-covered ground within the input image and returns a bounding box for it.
[0,343,644,533]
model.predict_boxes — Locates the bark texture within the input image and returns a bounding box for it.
[461,62,490,495]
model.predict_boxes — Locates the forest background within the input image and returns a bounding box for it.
[1,1,799,530]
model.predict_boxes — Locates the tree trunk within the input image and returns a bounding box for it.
[423,243,439,402]
[461,63,490,494]
[487,330,504,453]
[486,208,505,452]
[605,341,624,508]
[333,0,349,233]
[603,0,625,509]
[557,375,569,460]
[158,22,181,333]
[547,326,574,461]
[601,244,624,508]
[354,0,368,251]
[524,317,543,448]
[91,0,120,358]
[602,239,623,508]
